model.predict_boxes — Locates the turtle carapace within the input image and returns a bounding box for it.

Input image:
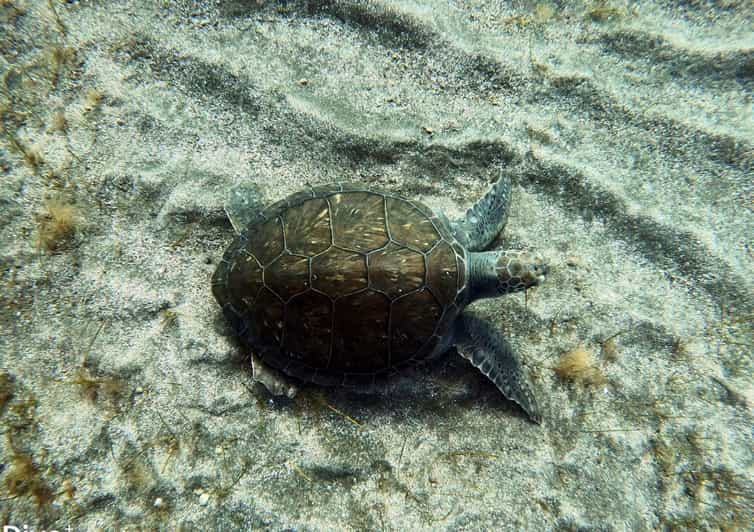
[212,177,547,423]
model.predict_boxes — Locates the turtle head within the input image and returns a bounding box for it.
[495,249,547,294]
[467,249,548,301]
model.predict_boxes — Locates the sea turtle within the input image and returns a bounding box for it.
[212,175,547,422]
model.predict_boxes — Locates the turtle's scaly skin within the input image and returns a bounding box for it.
[212,183,468,388]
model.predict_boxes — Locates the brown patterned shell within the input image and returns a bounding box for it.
[212,183,468,387]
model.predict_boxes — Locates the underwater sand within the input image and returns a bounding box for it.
[1,1,752,529]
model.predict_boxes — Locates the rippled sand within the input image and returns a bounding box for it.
[1,1,751,529]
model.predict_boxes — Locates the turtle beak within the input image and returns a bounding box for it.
[527,253,548,286]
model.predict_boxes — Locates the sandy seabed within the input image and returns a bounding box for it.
[1,1,752,530]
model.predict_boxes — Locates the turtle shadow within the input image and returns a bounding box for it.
[213,316,536,424]
[254,350,534,425]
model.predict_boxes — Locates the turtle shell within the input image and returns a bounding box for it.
[212,183,468,387]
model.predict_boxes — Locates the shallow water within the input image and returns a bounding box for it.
[1,1,752,530]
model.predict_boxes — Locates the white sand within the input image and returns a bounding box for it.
[1,1,751,529]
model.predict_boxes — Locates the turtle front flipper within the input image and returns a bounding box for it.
[454,312,541,423]
[451,173,512,251]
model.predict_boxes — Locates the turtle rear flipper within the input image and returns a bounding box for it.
[224,181,264,234]
[455,312,541,424]
[251,352,298,399]
[452,173,512,251]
